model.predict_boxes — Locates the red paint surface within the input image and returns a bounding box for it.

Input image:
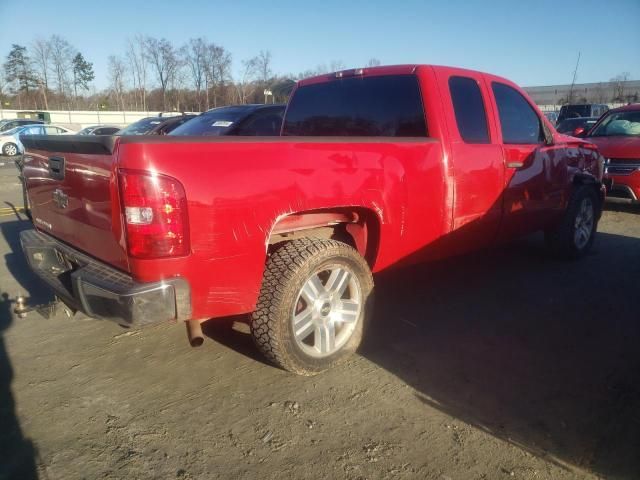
[24,65,604,321]
[586,105,640,199]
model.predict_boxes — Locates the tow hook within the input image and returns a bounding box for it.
[13,295,75,319]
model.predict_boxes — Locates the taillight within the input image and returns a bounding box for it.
[118,169,190,258]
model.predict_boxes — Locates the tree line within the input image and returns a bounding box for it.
[1,34,383,113]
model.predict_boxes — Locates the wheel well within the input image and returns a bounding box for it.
[572,174,605,215]
[267,208,380,268]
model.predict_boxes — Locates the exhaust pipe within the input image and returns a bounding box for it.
[186,319,204,347]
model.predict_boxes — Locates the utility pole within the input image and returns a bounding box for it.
[568,52,581,104]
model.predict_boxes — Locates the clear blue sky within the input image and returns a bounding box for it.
[1,0,638,90]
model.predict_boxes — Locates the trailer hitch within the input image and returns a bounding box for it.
[13,295,75,319]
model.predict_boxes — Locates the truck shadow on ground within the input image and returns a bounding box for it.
[362,231,640,480]
[0,218,53,305]
[0,218,47,480]
[0,294,39,479]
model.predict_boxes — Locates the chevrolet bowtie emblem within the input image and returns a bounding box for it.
[52,188,68,209]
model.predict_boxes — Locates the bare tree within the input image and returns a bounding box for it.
[108,55,127,111]
[144,37,180,110]
[203,43,231,109]
[31,38,51,109]
[610,72,631,102]
[49,35,75,101]
[236,57,259,104]
[127,35,148,111]
[329,60,345,72]
[589,83,607,104]
[182,38,207,111]
[255,50,272,83]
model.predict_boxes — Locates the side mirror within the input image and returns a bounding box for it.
[573,127,586,137]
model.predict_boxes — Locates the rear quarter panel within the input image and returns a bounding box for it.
[117,135,447,319]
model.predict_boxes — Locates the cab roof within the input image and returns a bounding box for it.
[297,64,513,87]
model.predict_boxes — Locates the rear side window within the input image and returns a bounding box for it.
[283,75,427,137]
[492,82,542,144]
[22,126,44,135]
[170,108,249,136]
[449,76,490,143]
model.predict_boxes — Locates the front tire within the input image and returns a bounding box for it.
[251,238,374,375]
[2,142,18,157]
[545,185,599,259]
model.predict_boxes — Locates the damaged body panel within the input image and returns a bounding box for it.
[20,64,605,327]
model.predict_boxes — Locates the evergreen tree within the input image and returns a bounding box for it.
[72,52,95,99]
[3,44,37,96]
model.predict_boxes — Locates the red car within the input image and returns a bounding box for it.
[585,104,640,203]
[20,65,605,374]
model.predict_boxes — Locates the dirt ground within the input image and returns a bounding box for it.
[0,163,639,480]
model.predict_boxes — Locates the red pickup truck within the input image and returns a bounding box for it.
[20,65,605,375]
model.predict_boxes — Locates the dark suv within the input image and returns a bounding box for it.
[557,104,609,124]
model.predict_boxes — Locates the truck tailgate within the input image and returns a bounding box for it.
[21,136,129,272]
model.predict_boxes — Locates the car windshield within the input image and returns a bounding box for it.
[589,111,640,137]
[118,117,163,135]
[169,107,250,136]
[77,127,96,135]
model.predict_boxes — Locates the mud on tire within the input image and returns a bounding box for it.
[250,238,374,376]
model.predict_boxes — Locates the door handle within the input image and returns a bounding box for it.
[507,162,524,168]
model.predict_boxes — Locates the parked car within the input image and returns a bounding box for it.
[0,118,44,133]
[116,117,165,135]
[0,124,74,156]
[148,114,198,135]
[556,117,599,137]
[586,103,640,202]
[557,104,609,124]
[170,105,285,136]
[116,115,195,136]
[20,65,605,375]
[77,125,122,135]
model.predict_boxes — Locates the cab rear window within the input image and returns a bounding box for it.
[283,75,427,137]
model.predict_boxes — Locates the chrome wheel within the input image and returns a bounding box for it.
[574,197,594,249]
[292,264,362,358]
[3,143,17,156]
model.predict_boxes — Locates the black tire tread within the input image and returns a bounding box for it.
[251,237,371,375]
[545,185,599,259]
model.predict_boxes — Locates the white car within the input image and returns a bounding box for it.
[0,124,76,156]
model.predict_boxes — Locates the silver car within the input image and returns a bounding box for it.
[0,124,76,156]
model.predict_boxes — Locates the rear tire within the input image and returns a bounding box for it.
[2,142,18,157]
[251,238,374,375]
[545,185,599,259]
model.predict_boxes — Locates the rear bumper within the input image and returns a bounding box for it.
[20,229,191,327]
